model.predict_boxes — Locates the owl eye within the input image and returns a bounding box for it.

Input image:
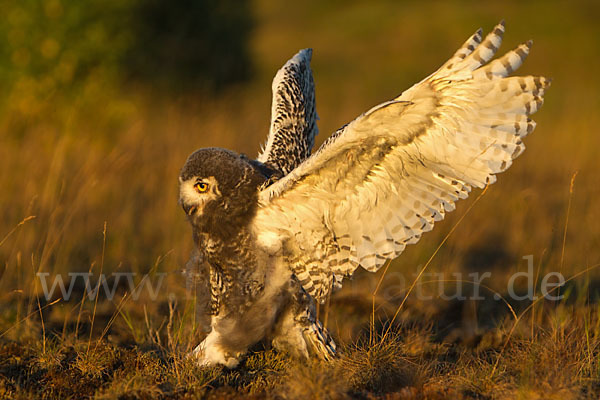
[194,182,209,193]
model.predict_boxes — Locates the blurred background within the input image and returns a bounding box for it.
[0,0,599,344]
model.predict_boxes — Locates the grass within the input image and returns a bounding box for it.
[2,307,600,398]
[2,0,600,398]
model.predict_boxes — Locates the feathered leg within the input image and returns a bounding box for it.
[271,277,336,360]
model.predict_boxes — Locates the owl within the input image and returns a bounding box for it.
[179,21,550,367]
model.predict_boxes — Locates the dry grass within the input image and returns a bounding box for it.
[2,1,600,398]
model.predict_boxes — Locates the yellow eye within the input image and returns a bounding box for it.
[194,182,209,193]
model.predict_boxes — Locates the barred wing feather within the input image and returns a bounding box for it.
[258,48,319,175]
[252,22,550,301]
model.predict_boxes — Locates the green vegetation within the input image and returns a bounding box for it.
[1,0,600,398]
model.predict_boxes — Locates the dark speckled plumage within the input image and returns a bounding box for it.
[180,148,269,314]
[257,49,318,176]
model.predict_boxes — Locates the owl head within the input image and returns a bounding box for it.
[179,148,267,238]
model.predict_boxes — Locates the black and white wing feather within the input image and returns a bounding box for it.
[252,22,551,301]
[257,49,319,175]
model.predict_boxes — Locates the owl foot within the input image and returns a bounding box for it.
[189,330,242,368]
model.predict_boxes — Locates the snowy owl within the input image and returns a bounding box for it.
[179,21,550,367]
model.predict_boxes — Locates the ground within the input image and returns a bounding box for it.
[2,297,599,398]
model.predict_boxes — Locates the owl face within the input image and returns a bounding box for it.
[179,175,221,217]
[179,148,266,236]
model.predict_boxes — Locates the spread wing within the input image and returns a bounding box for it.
[252,22,551,301]
[257,49,319,175]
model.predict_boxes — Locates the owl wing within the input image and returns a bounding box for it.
[257,49,319,176]
[251,22,551,301]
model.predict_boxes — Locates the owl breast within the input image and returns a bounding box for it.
[197,229,268,315]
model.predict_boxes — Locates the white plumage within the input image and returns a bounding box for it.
[252,21,550,301]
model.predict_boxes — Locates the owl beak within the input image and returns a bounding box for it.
[182,202,198,216]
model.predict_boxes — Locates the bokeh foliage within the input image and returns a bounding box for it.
[0,0,253,126]
[1,0,599,317]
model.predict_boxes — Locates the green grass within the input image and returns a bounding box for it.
[2,0,600,398]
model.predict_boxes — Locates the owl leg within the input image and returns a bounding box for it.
[271,280,337,360]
